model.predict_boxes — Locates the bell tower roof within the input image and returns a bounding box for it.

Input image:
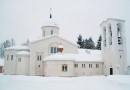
[42,8,59,27]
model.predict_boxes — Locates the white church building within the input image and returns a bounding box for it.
[4,13,127,76]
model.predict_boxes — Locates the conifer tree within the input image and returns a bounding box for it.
[0,39,15,59]
[96,35,102,50]
[77,34,84,48]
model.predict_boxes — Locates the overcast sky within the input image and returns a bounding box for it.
[0,0,130,64]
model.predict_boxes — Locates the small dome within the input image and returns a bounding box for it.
[43,18,58,27]
[16,51,30,56]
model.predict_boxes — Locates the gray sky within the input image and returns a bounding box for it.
[0,0,130,64]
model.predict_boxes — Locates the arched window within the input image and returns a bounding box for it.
[51,30,53,35]
[11,55,13,60]
[44,31,45,37]
[117,23,122,44]
[108,24,112,45]
[103,27,107,46]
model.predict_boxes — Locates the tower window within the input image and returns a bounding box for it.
[109,25,112,45]
[103,28,107,47]
[117,24,122,45]
[51,30,53,35]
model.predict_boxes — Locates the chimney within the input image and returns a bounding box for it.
[58,43,63,53]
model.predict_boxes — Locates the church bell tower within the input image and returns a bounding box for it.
[41,8,59,37]
[100,18,127,75]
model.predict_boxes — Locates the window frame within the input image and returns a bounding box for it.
[62,64,68,72]
[11,55,13,60]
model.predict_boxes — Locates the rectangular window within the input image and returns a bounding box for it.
[44,31,45,36]
[36,53,43,61]
[82,64,84,68]
[18,58,21,62]
[56,47,58,53]
[62,64,68,72]
[40,55,42,61]
[51,30,53,35]
[37,55,42,61]
[96,64,99,68]
[51,47,53,53]
[37,55,39,61]
[11,55,13,60]
[74,64,78,68]
[7,55,9,60]
[82,64,85,68]
[54,47,57,53]
[51,47,58,53]
[89,64,92,68]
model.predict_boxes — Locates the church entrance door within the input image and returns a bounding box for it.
[110,68,113,75]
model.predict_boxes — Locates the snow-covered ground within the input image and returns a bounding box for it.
[0,74,130,90]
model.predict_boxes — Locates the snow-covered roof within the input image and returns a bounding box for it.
[44,49,102,62]
[42,18,59,27]
[44,53,75,61]
[29,35,78,47]
[16,51,30,56]
[5,45,29,50]
[0,58,4,66]
[76,49,102,62]
[100,18,125,26]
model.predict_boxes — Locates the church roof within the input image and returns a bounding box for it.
[16,51,30,56]
[100,18,125,26]
[29,34,78,47]
[42,18,59,27]
[42,8,59,28]
[44,53,75,61]
[44,49,102,62]
[5,45,29,50]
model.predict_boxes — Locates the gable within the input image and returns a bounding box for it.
[29,35,78,47]
[29,35,78,56]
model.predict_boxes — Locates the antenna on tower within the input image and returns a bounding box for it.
[50,8,52,18]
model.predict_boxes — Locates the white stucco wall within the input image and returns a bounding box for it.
[43,60,74,77]
[74,62,103,76]
[16,55,29,75]
[29,35,78,76]
[42,26,59,37]
[4,47,29,75]
[127,66,130,75]
[101,19,127,75]
[4,50,18,75]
